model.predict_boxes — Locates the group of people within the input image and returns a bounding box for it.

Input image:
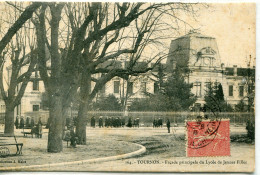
[68,116,172,134]
[126,117,140,128]
[15,116,43,138]
[64,118,78,147]
[91,116,126,128]
[153,118,163,128]
[63,127,77,148]
[90,116,141,128]
[153,118,171,133]
[15,116,42,129]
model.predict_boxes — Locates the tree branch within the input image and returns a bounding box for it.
[0,2,41,54]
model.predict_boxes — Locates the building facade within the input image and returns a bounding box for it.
[167,31,255,107]
[0,32,255,123]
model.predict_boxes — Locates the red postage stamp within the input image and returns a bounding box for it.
[186,119,230,157]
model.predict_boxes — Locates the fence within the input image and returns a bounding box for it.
[0,111,49,125]
[85,111,254,126]
[0,111,255,126]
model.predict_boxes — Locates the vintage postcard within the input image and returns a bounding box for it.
[0,2,255,172]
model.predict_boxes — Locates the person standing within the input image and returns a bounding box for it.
[26,117,30,128]
[166,118,171,133]
[20,117,24,129]
[121,118,125,127]
[105,116,108,127]
[91,116,95,128]
[37,122,43,138]
[15,116,19,129]
[153,118,158,128]
[31,118,35,129]
[127,117,132,128]
[99,116,103,128]
[158,118,163,128]
[70,128,77,148]
[38,117,42,125]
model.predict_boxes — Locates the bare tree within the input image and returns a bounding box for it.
[0,2,40,136]
[0,2,41,55]
[70,3,177,144]
[32,2,203,151]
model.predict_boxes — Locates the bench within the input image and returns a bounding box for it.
[21,131,33,137]
[22,131,42,138]
[0,143,23,156]
[22,126,42,138]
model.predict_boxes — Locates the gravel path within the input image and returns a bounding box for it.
[0,126,254,172]
[47,126,254,172]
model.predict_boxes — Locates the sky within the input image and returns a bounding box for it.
[185,3,256,68]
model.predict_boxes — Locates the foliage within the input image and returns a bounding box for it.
[129,93,170,111]
[204,82,233,112]
[235,100,247,112]
[246,119,255,142]
[163,72,196,111]
[215,83,224,101]
[93,94,122,111]
[129,71,196,111]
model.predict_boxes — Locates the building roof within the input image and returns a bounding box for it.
[174,31,215,41]
[237,68,255,77]
[224,67,255,77]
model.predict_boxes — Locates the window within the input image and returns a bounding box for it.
[194,82,201,97]
[114,81,120,93]
[33,80,39,91]
[141,82,147,93]
[127,82,133,94]
[229,85,233,96]
[239,86,244,97]
[0,105,5,113]
[33,105,39,111]
[154,83,159,93]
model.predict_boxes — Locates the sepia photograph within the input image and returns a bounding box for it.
[0,1,256,172]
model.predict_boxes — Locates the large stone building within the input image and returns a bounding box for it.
[0,32,255,123]
[92,61,160,108]
[167,31,255,107]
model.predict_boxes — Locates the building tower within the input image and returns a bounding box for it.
[167,31,224,105]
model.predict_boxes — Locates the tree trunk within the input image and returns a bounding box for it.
[47,4,64,153]
[76,72,91,145]
[4,106,15,136]
[47,94,64,152]
[76,101,87,145]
